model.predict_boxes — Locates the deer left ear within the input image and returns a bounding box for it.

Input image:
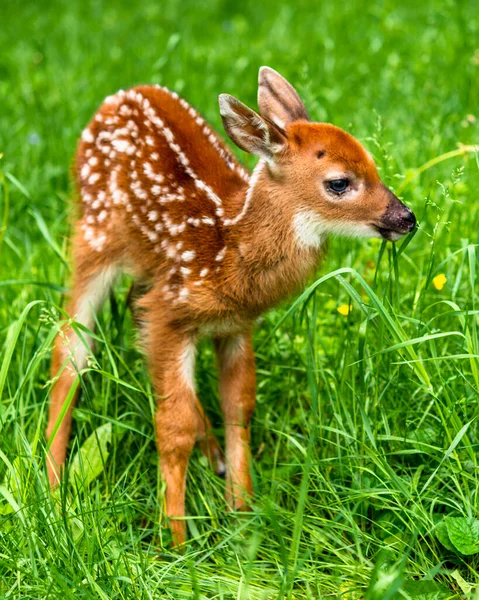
[258,66,310,128]
[219,93,287,162]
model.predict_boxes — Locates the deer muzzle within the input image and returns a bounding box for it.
[374,191,416,241]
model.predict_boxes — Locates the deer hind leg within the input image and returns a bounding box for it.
[47,253,118,486]
[215,331,256,510]
[195,397,226,477]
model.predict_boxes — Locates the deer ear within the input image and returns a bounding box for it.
[218,93,286,161]
[258,66,310,128]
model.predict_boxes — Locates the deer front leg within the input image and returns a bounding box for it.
[215,331,256,510]
[148,319,203,546]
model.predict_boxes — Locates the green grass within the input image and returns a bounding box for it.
[1,0,479,597]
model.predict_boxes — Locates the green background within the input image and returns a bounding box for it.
[0,0,478,597]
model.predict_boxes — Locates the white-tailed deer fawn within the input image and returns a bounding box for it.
[47,67,415,545]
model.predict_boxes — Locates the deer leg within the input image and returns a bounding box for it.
[195,398,226,477]
[145,310,202,546]
[215,331,256,510]
[47,259,118,485]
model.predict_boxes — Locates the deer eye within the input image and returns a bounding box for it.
[327,179,349,194]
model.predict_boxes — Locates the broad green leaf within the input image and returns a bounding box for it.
[69,423,112,487]
[435,520,456,552]
[445,517,479,555]
[403,579,449,599]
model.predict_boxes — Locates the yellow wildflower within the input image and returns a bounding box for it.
[337,304,352,316]
[338,582,358,599]
[432,273,447,290]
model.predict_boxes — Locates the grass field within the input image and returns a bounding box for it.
[1,0,479,597]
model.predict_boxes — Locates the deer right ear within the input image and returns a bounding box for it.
[218,94,286,162]
[258,66,310,128]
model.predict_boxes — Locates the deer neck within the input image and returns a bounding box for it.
[226,160,325,308]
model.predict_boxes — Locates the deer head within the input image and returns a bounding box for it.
[219,66,415,247]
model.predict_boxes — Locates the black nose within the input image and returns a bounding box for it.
[377,190,417,239]
[400,207,416,232]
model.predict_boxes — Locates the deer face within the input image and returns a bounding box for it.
[282,121,416,243]
[219,67,415,246]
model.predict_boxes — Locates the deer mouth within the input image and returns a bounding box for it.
[371,187,417,241]
[374,199,417,241]
[373,224,411,241]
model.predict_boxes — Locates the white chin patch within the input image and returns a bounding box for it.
[328,222,382,239]
[293,210,380,248]
[388,231,404,242]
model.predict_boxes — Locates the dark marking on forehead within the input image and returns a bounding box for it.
[287,121,379,181]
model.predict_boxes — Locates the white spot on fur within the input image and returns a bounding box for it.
[112,139,135,155]
[215,247,226,262]
[181,250,195,262]
[81,164,91,179]
[90,233,107,252]
[178,287,190,302]
[82,128,94,143]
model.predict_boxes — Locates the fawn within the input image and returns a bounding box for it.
[47,67,416,545]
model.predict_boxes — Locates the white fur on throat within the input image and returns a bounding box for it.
[293,209,380,248]
[293,210,325,248]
